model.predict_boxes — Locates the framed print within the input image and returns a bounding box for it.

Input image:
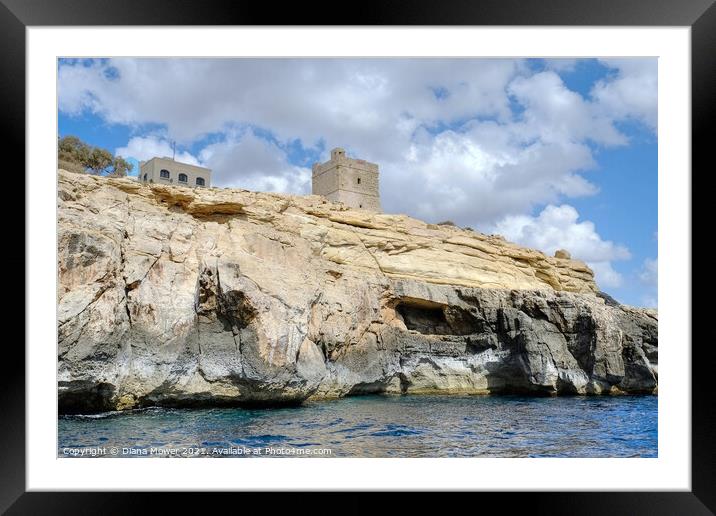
[4,0,713,512]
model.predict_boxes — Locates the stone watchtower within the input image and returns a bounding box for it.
[311,148,382,212]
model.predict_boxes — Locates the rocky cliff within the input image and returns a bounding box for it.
[57,170,658,413]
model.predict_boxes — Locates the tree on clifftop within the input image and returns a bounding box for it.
[58,135,131,177]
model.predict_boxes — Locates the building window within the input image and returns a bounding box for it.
[196,177,205,186]
[357,177,361,185]
[143,173,147,181]
[160,169,170,179]
[178,173,188,183]
[359,204,363,208]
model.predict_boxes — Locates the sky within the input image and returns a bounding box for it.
[57,57,658,307]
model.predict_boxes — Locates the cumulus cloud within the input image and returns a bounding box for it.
[592,58,658,131]
[490,204,631,289]
[380,124,599,225]
[588,262,626,290]
[508,71,627,146]
[542,59,578,72]
[198,129,310,193]
[116,135,201,166]
[58,58,522,154]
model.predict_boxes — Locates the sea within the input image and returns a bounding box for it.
[58,394,657,458]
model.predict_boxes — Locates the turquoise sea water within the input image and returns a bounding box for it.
[58,395,657,458]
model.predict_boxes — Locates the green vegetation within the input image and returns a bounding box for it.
[58,135,131,177]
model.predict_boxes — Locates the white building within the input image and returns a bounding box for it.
[138,157,211,188]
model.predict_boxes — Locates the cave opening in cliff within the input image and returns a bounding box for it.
[395,297,482,336]
[397,302,449,334]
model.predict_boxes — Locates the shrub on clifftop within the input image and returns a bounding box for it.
[58,135,131,177]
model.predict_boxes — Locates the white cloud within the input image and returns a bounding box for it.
[490,204,631,289]
[588,262,625,290]
[542,59,578,72]
[116,136,201,166]
[592,58,658,131]
[380,124,599,225]
[508,71,627,146]
[58,59,523,152]
[198,129,310,194]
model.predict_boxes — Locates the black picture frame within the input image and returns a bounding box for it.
[3,0,711,512]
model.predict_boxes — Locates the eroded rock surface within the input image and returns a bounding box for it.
[57,170,657,413]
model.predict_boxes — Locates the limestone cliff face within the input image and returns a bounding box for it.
[57,170,657,413]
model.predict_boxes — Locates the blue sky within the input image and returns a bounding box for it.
[58,57,657,307]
